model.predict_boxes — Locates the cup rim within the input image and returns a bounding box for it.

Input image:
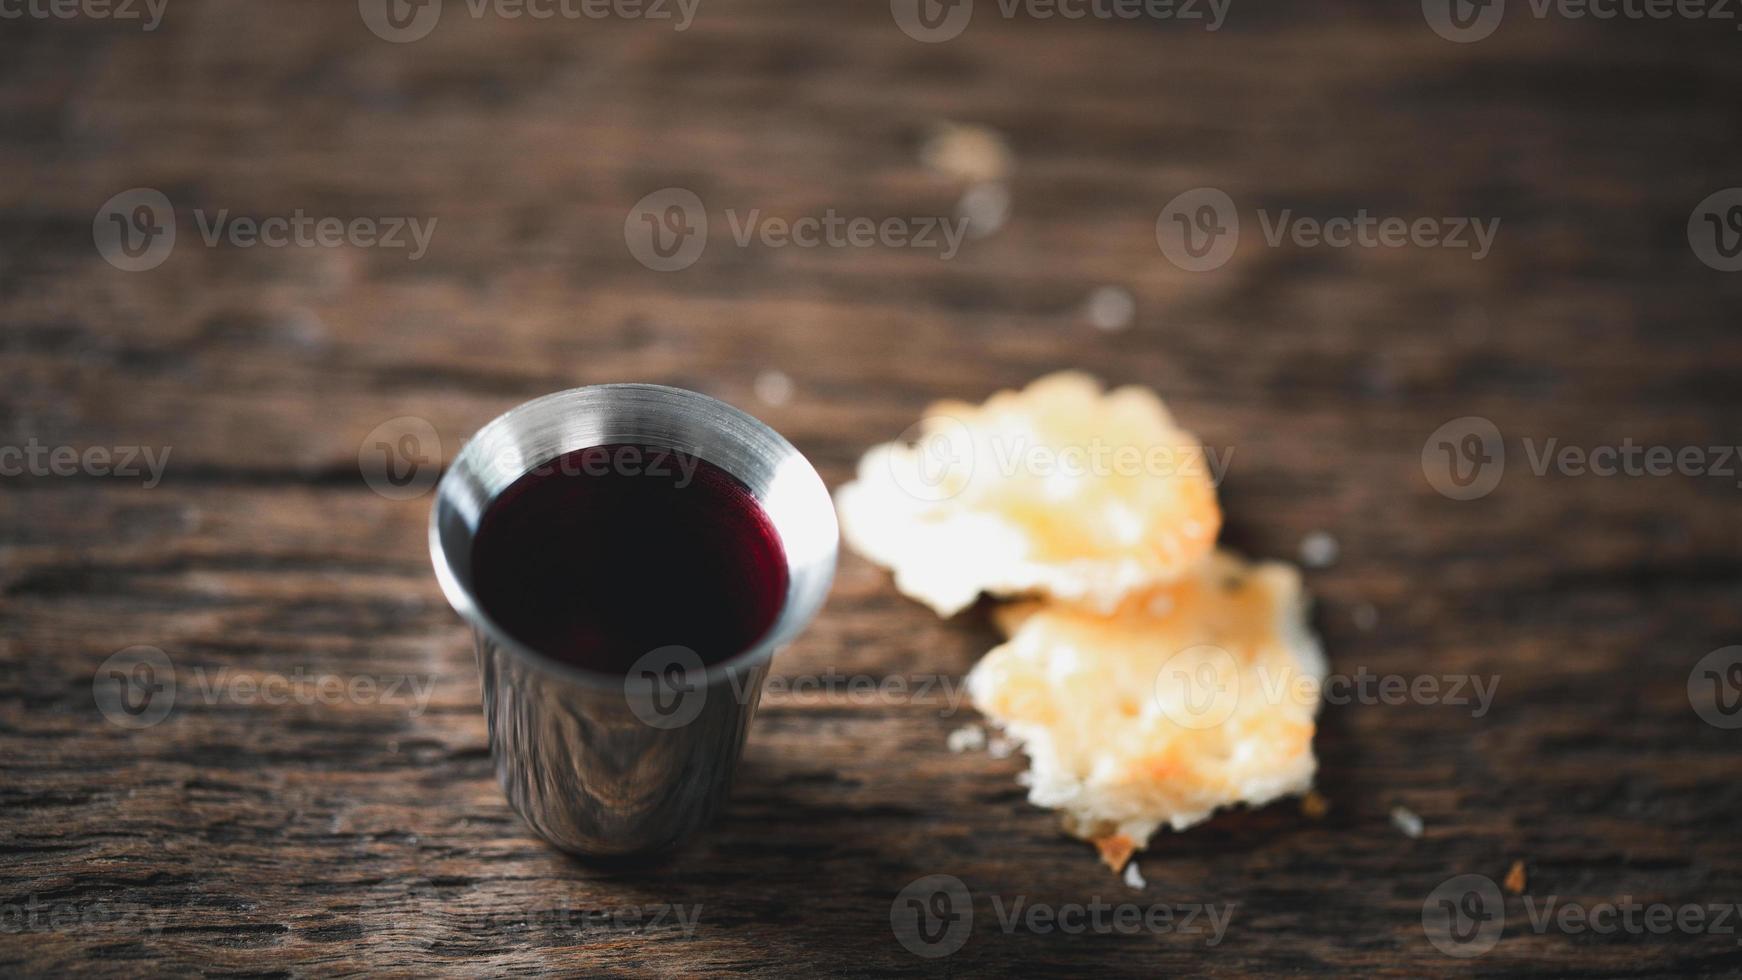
[428,383,838,692]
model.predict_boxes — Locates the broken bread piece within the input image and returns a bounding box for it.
[966,550,1325,869]
[835,372,1222,617]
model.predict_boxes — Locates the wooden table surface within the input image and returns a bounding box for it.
[3,0,1741,975]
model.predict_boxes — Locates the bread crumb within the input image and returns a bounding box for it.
[1390,805,1424,839]
[957,182,1011,239]
[1095,834,1136,872]
[1084,286,1136,333]
[753,369,793,407]
[1301,790,1330,820]
[1299,530,1340,569]
[1122,861,1147,891]
[1504,859,1526,894]
[920,122,1014,183]
[946,724,986,753]
[1352,602,1378,632]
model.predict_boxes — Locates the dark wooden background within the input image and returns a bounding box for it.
[3,0,1740,975]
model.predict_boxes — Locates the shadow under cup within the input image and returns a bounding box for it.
[429,384,838,857]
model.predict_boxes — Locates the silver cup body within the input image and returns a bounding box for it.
[429,385,838,857]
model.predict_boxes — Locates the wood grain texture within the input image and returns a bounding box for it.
[3,0,1741,975]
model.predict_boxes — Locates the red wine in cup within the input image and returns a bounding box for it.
[469,444,789,674]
